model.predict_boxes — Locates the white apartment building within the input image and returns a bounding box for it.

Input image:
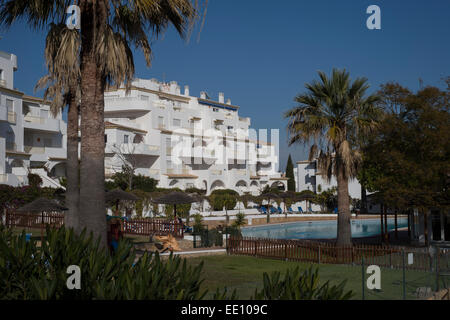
[103,78,286,195]
[296,159,361,199]
[0,50,66,188]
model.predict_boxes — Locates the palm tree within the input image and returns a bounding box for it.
[35,23,81,231]
[1,0,204,246]
[285,69,381,245]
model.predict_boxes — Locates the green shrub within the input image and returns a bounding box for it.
[252,267,354,300]
[208,193,237,211]
[0,225,207,300]
[232,212,246,229]
[192,213,205,233]
[27,173,43,188]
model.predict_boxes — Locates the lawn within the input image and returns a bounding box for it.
[185,254,439,300]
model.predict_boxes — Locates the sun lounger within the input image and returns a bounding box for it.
[298,206,304,213]
[288,207,296,214]
[261,206,268,214]
[270,207,277,214]
[277,206,283,214]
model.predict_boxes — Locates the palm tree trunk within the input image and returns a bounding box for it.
[65,91,79,231]
[78,0,108,246]
[336,168,352,245]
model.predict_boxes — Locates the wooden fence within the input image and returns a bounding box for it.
[227,237,450,272]
[5,211,64,229]
[123,219,184,238]
[4,211,183,238]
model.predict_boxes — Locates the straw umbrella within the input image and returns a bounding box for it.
[17,197,68,243]
[298,193,316,213]
[279,191,297,218]
[262,192,279,223]
[106,189,139,217]
[152,192,197,219]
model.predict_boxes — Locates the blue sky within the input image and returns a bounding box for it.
[0,0,449,170]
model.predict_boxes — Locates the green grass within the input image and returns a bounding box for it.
[186,254,440,300]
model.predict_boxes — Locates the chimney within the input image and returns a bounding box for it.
[200,91,207,99]
[226,98,231,105]
[218,92,224,103]
[184,85,190,96]
[176,85,181,95]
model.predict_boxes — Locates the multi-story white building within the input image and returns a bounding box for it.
[296,159,361,199]
[0,50,66,188]
[103,78,286,195]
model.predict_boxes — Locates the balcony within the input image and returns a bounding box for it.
[23,115,61,132]
[104,97,150,113]
[24,146,67,161]
[105,143,160,157]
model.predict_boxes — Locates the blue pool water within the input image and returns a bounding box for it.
[242,218,408,240]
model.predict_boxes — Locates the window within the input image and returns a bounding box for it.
[158,116,164,128]
[172,118,181,127]
[212,108,219,112]
[140,95,149,101]
[6,99,13,112]
[104,135,108,143]
[124,135,129,144]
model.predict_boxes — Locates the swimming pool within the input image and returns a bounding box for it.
[242,218,408,240]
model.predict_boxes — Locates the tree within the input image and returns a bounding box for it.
[35,23,81,231]
[361,81,449,230]
[285,69,381,245]
[1,0,204,246]
[285,154,295,191]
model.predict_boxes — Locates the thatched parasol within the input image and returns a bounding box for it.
[17,198,67,242]
[297,192,316,212]
[152,192,197,218]
[106,189,139,216]
[262,192,280,207]
[279,191,297,216]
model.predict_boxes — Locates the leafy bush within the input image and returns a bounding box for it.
[107,172,158,192]
[27,173,43,188]
[232,212,246,229]
[252,267,353,300]
[0,185,60,211]
[208,192,238,211]
[197,228,223,247]
[192,213,205,233]
[0,225,208,300]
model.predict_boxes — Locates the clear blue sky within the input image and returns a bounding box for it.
[1,0,449,170]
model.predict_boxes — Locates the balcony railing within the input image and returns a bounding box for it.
[234,169,247,176]
[166,168,192,175]
[24,146,45,154]
[7,111,16,124]
[24,114,46,124]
